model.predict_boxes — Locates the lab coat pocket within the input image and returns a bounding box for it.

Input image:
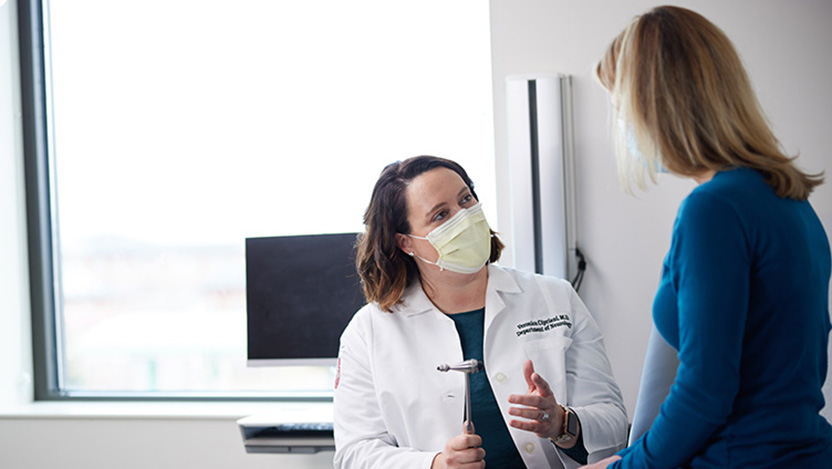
[522,335,572,404]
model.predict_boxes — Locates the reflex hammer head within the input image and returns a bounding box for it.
[437,359,483,374]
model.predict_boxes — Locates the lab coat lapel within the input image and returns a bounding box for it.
[483,265,522,334]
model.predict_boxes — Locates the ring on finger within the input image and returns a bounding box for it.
[540,410,549,421]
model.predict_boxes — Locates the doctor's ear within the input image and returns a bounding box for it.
[394,233,412,255]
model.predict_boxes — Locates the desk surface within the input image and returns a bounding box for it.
[238,403,334,454]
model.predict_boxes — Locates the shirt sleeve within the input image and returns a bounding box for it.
[615,190,751,468]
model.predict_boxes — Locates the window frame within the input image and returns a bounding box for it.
[19,0,63,401]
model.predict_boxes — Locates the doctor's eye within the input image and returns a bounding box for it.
[432,209,450,223]
[460,193,474,206]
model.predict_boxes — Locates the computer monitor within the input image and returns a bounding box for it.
[245,233,365,366]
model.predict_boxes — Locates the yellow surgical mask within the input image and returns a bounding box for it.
[407,203,492,274]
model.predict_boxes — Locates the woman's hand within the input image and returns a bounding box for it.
[580,455,621,468]
[430,432,485,469]
[508,359,572,444]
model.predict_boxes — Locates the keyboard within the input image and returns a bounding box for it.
[237,410,335,454]
[261,422,334,436]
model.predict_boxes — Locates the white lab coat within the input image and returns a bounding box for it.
[333,265,627,469]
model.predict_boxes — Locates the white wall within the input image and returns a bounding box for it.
[0,417,335,469]
[0,0,32,410]
[490,0,832,418]
[3,1,832,468]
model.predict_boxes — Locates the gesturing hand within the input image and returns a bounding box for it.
[507,359,565,442]
[430,432,485,469]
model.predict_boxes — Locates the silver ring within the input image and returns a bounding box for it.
[540,410,549,421]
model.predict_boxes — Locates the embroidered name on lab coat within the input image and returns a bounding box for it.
[515,315,572,337]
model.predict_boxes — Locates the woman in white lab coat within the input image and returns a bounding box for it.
[333,156,627,469]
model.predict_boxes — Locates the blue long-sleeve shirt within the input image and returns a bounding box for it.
[614,167,832,468]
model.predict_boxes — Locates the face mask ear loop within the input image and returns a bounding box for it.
[408,249,444,272]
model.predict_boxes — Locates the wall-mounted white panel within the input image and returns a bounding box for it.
[505,78,535,273]
[505,75,577,281]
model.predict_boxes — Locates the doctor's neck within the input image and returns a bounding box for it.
[419,266,488,315]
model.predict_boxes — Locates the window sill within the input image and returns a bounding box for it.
[0,400,333,421]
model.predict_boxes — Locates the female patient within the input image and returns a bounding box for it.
[334,156,627,468]
[588,5,832,468]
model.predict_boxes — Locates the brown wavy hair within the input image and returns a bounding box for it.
[356,156,504,312]
[595,5,823,199]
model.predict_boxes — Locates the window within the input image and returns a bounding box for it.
[21,0,496,398]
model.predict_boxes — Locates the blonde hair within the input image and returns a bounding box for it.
[595,5,823,199]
